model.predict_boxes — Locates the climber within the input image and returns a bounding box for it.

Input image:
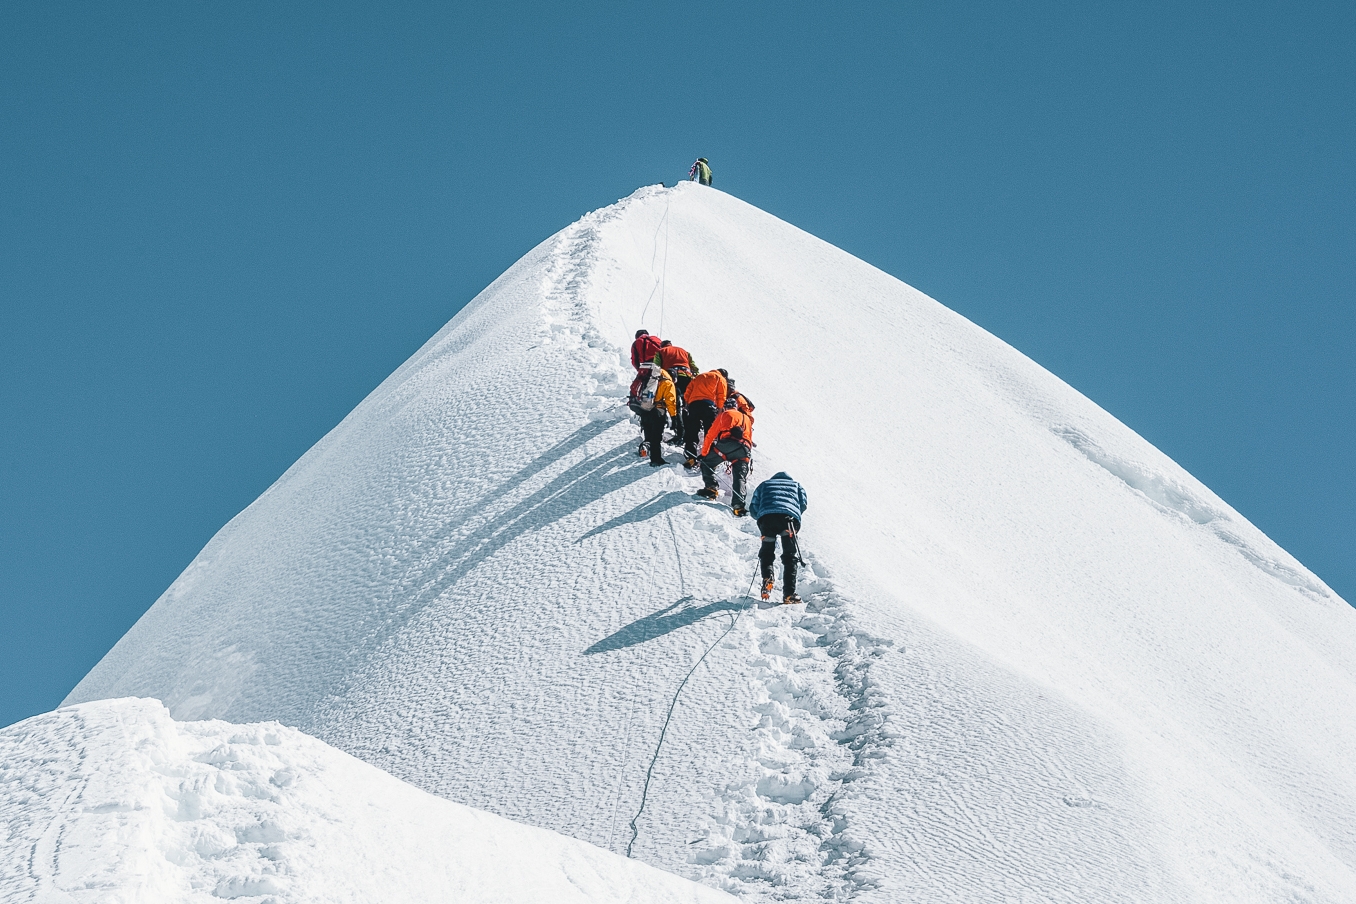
[725,377,755,418]
[748,472,808,604]
[680,368,728,467]
[628,329,664,398]
[629,362,677,465]
[688,158,712,186]
[696,398,755,515]
[631,329,663,373]
[654,340,696,446]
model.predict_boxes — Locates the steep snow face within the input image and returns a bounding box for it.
[0,698,734,904]
[65,183,1356,902]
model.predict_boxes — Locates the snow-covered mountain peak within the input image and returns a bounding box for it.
[59,182,1356,901]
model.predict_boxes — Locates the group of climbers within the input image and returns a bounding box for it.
[627,328,805,604]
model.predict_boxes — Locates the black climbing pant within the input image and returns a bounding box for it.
[684,399,719,460]
[757,514,801,595]
[640,407,669,462]
[701,439,751,509]
[671,373,692,444]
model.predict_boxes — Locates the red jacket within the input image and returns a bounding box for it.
[701,408,754,457]
[630,334,662,371]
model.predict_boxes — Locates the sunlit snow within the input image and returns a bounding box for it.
[0,698,733,903]
[29,182,1356,901]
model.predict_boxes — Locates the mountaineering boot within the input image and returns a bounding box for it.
[696,486,719,500]
[683,456,698,470]
[732,505,747,517]
[783,593,802,605]
[761,575,775,601]
[638,442,647,458]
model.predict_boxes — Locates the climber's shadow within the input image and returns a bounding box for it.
[575,490,692,543]
[584,596,749,655]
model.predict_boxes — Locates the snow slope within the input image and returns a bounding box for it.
[0,697,734,904]
[64,182,1356,902]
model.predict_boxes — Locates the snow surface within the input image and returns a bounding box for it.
[59,182,1356,902]
[0,697,734,903]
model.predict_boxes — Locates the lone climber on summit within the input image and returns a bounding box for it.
[689,158,712,186]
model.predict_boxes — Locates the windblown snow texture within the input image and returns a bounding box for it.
[0,698,734,903]
[65,183,1356,902]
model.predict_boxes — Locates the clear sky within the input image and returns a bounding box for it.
[2,1,1352,729]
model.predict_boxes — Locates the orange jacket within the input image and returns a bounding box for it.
[654,344,695,374]
[684,371,727,407]
[701,408,754,457]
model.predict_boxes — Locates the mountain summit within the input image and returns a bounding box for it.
[66,183,1356,901]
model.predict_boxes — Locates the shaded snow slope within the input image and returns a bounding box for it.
[0,698,734,904]
[66,183,1356,902]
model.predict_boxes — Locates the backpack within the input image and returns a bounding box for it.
[637,363,662,411]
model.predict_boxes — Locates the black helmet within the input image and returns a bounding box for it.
[724,397,739,410]
[716,368,728,379]
[635,329,649,338]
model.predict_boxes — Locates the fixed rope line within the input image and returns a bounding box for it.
[637,202,671,328]
[626,603,742,858]
[625,515,746,859]
[658,195,671,336]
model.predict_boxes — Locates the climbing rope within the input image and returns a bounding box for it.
[658,195,670,336]
[636,194,672,332]
[625,508,749,858]
[626,602,742,858]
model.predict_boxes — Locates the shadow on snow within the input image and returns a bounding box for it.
[575,490,693,543]
[584,596,749,655]
[332,416,657,695]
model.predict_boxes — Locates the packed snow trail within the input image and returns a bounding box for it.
[63,183,1356,902]
[0,698,735,904]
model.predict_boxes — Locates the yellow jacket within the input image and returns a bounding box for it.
[655,370,678,417]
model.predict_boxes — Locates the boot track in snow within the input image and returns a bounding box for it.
[545,197,899,900]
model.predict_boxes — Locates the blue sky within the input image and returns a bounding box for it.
[2,1,1352,729]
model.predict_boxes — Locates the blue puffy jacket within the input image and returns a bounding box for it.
[749,472,807,520]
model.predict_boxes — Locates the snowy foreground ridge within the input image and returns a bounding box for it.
[0,698,732,903]
[44,183,1356,901]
